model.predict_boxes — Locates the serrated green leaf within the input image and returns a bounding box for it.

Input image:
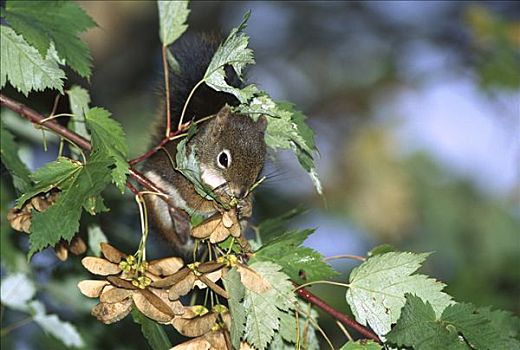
[258,206,306,244]
[244,290,279,350]
[0,25,65,96]
[29,155,112,257]
[2,0,96,77]
[204,12,255,103]
[237,95,322,194]
[131,309,172,350]
[479,306,520,343]
[223,268,246,349]
[157,0,190,46]
[443,303,520,350]
[86,107,129,193]
[16,157,83,208]
[345,252,453,336]
[386,295,468,350]
[269,302,319,350]
[243,261,297,350]
[0,120,31,192]
[83,194,109,215]
[252,229,337,283]
[66,85,90,139]
[339,340,382,350]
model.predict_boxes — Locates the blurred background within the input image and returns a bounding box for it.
[1,1,519,349]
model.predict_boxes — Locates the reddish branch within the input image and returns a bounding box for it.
[296,287,381,343]
[0,93,382,343]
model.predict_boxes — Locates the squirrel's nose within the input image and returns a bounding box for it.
[233,187,247,199]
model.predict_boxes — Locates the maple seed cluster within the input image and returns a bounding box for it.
[78,243,269,348]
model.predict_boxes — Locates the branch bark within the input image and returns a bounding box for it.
[296,287,381,343]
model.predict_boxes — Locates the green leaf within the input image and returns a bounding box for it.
[16,157,83,208]
[2,0,96,77]
[386,295,468,350]
[218,236,242,254]
[0,120,31,192]
[252,229,337,283]
[479,306,520,344]
[442,303,520,350]
[339,340,382,350]
[223,268,246,349]
[83,194,109,215]
[0,25,65,96]
[66,85,90,139]
[345,251,453,336]
[258,206,306,244]
[386,295,467,350]
[277,301,319,349]
[29,154,112,256]
[243,261,296,350]
[203,12,256,103]
[131,309,172,350]
[157,0,190,46]
[237,95,322,194]
[86,107,129,193]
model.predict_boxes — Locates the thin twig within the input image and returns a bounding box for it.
[324,254,366,262]
[162,45,172,138]
[336,320,354,342]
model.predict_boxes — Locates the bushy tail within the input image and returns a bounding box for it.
[154,33,242,141]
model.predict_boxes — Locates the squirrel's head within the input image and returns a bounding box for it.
[195,106,267,200]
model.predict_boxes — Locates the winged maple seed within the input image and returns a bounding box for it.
[7,190,60,233]
[170,329,255,350]
[151,260,228,300]
[167,304,258,349]
[191,208,241,244]
[78,243,184,324]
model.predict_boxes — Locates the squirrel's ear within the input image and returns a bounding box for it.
[215,105,231,125]
[256,115,267,133]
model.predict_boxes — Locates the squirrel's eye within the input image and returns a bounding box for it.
[217,149,231,169]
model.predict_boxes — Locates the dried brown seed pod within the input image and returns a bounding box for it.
[100,243,127,263]
[82,257,122,276]
[147,257,184,276]
[69,236,87,255]
[172,312,219,338]
[91,298,133,324]
[77,280,110,298]
[7,207,32,233]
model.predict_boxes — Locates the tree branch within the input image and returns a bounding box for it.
[1,94,92,151]
[296,286,381,343]
[1,94,160,198]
